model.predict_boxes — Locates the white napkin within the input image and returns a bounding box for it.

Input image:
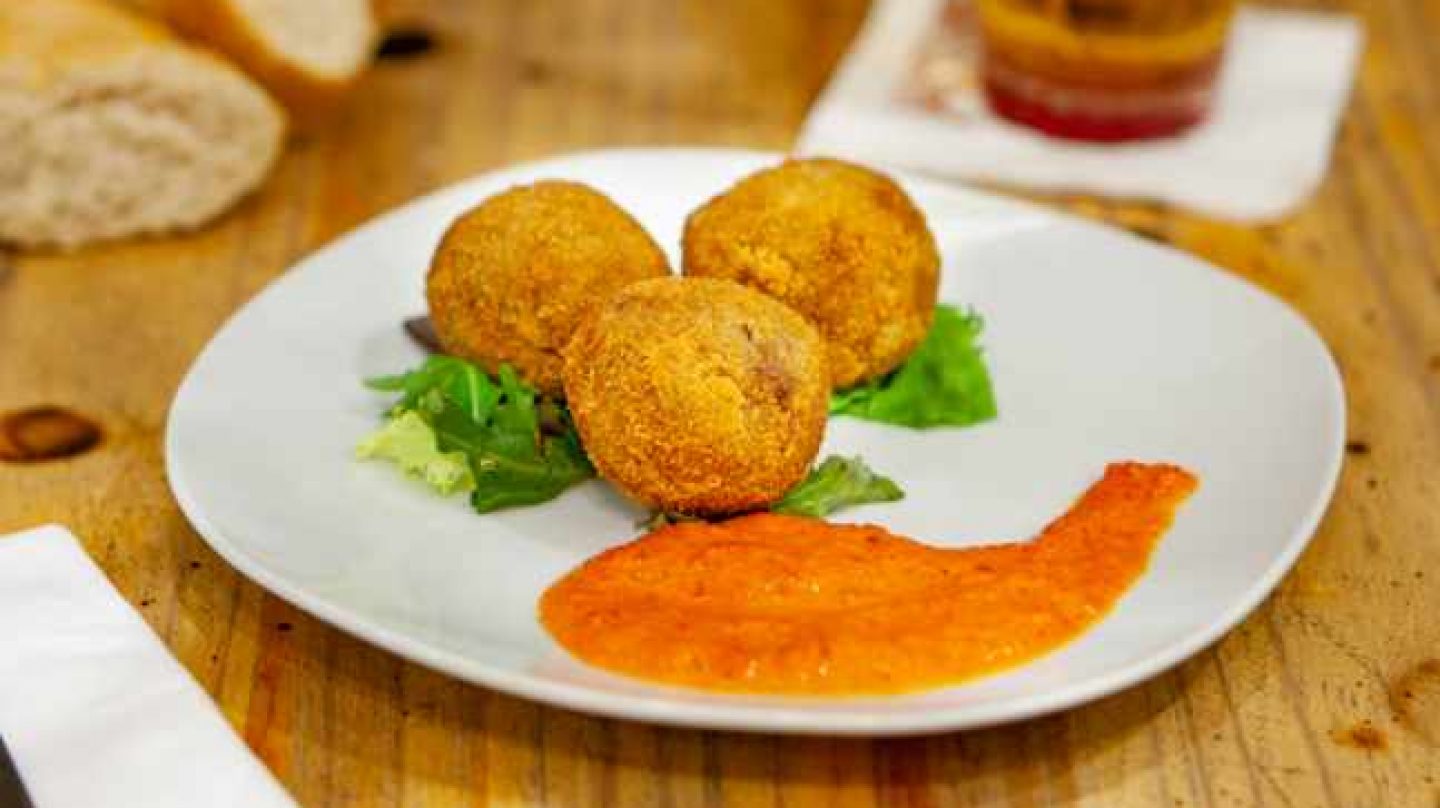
[0,525,298,808]
[797,0,1363,221]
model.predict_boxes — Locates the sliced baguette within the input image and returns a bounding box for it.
[161,0,378,128]
[0,0,285,249]
[371,0,425,30]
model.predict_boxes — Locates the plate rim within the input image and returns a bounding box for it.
[164,146,1346,735]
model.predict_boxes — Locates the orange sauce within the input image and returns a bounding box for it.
[541,462,1197,695]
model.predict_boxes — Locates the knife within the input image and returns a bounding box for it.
[0,734,34,808]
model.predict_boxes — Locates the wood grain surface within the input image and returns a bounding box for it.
[3,0,1439,805]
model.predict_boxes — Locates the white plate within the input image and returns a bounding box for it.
[166,148,1344,735]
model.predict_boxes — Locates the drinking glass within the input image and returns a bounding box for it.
[976,0,1238,141]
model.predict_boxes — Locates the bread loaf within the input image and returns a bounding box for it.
[0,0,285,248]
[161,0,378,128]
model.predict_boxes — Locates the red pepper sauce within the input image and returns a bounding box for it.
[541,462,1198,695]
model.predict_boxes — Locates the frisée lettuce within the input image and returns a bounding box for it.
[358,357,593,513]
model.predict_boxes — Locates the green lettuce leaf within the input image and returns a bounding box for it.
[355,410,476,496]
[771,455,904,517]
[367,355,502,422]
[362,358,594,513]
[641,455,904,526]
[830,304,998,428]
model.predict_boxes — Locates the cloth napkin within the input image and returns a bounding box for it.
[797,0,1363,221]
[0,525,297,808]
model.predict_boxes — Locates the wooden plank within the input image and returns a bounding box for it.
[2,0,1437,805]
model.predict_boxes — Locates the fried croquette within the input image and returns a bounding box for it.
[427,181,670,395]
[682,158,940,389]
[563,277,828,515]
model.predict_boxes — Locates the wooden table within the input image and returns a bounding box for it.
[4,0,1439,805]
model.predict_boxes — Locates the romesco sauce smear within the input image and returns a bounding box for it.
[541,462,1197,695]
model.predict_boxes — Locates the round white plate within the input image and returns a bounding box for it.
[166,148,1344,735]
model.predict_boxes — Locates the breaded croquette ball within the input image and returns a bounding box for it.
[682,158,940,389]
[563,277,828,515]
[427,181,670,395]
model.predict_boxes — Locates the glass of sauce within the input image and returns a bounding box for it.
[975,0,1238,142]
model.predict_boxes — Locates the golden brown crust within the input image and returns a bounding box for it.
[370,0,421,30]
[426,181,671,396]
[160,0,374,130]
[682,157,941,389]
[0,0,193,81]
[562,277,829,515]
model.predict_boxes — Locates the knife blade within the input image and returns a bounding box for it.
[0,734,34,808]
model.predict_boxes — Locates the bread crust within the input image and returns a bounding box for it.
[0,0,286,248]
[161,0,376,130]
[0,0,187,79]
